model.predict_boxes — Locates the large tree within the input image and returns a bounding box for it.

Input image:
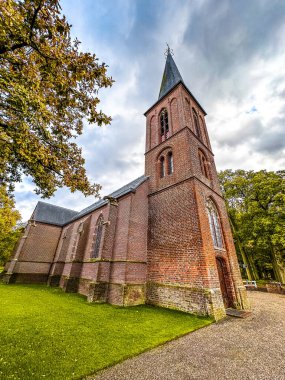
[0,185,21,266]
[219,169,285,283]
[0,0,113,198]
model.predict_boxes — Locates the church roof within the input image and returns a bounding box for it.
[144,50,207,116]
[32,175,148,226]
[159,52,184,99]
[72,175,148,222]
[33,202,78,226]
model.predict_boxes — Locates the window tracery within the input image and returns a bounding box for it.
[199,150,209,179]
[92,214,104,258]
[167,152,173,175]
[160,108,169,142]
[206,200,223,248]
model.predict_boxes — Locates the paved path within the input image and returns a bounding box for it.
[91,292,285,380]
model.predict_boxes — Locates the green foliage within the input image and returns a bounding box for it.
[0,284,212,379]
[219,169,285,283]
[0,229,22,266]
[0,0,114,198]
[0,186,21,265]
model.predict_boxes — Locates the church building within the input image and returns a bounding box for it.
[4,50,249,320]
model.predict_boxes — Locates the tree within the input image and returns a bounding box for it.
[0,186,21,266]
[219,169,285,283]
[0,0,114,198]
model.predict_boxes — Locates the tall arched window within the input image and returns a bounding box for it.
[185,98,191,126]
[92,214,104,258]
[199,116,206,144]
[199,150,209,179]
[160,156,165,178]
[206,200,223,248]
[160,108,169,142]
[192,109,201,139]
[167,152,173,174]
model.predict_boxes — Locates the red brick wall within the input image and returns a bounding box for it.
[50,181,148,305]
[10,222,61,282]
[147,180,206,287]
[144,82,248,315]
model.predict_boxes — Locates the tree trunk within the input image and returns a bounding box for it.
[228,215,256,280]
[269,241,283,283]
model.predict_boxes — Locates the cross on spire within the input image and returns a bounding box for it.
[165,43,174,58]
[159,45,183,99]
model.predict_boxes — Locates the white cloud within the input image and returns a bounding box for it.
[14,0,285,221]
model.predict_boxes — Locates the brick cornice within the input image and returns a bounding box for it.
[148,175,224,200]
[145,126,214,156]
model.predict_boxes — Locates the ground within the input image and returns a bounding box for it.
[90,291,285,380]
[0,283,211,380]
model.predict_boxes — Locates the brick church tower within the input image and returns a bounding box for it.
[4,48,249,321]
[144,49,249,319]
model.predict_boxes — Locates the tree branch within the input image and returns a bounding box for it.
[29,0,44,40]
[0,42,28,55]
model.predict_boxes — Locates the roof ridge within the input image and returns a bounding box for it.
[66,175,148,224]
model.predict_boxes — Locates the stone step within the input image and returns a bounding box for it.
[226,308,252,318]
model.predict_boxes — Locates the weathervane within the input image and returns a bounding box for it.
[164,43,174,58]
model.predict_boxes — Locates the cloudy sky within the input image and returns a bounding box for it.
[15,0,285,220]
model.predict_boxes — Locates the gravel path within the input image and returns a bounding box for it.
[89,292,285,380]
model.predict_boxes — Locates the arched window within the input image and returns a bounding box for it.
[92,214,104,258]
[185,98,191,126]
[167,152,173,175]
[199,150,209,179]
[160,156,165,178]
[192,109,201,139]
[160,108,169,142]
[199,116,206,144]
[206,200,223,248]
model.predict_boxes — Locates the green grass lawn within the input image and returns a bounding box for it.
[0,284,212,380]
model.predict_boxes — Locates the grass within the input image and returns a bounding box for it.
[0,283,212,380]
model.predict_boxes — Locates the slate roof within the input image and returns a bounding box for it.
[144,52,207,116]
[33,175,148,226]
[33,202,78,226]
[159,52,184,99]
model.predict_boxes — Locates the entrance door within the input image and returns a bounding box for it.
[216,257,231,308]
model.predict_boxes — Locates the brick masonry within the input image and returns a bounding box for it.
[4,60,249,321]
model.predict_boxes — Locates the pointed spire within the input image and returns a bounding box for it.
[158,45,184,99]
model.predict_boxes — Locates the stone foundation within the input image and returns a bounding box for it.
[47,275,61,287]
[146,282,226,320]
[86,282,146,306]
[60,276,80,293]
[87,282,109,303]
[2,272,48,284]
[236,285,251,309]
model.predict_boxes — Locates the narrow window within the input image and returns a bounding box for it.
[199,116,206,144]
[92,215,104,258]
[167,152,174,174]
[185,98,191,126]
[193,109,201,139]
[160,109,169,142]
[207,200,223,248]
[199,150,209,179]
[160,156,165,178]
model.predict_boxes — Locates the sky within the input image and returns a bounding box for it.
[15,0,285,221]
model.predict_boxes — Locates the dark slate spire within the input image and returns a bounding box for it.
[158,47,183,99]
